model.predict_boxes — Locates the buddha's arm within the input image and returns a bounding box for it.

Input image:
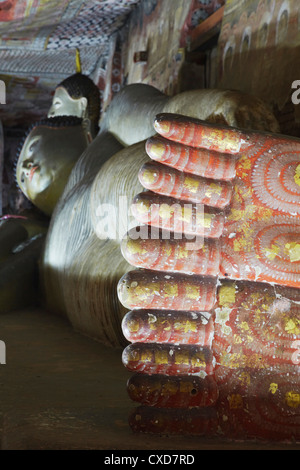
[0,219,28,262]
[0,218,47,313]
[100,84,280,148]
[99,84,168,146]
[0,234,45,313]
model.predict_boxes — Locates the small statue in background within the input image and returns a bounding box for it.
[48,72,101,141]
[48,49,100,141]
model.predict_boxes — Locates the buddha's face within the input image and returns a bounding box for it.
[16,124,88,215]
[48,86,88,119]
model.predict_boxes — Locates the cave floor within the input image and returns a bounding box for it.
[0,308,298,450]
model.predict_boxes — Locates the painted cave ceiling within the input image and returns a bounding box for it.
[0,0,142,125]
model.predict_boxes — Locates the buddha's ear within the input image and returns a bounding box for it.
[78,96,88,116]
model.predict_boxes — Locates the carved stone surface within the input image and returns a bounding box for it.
[119,114,300,441]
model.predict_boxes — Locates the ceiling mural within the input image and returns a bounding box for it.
[0,0,141,54]
[0,0,142,126]
[0,0,225,126]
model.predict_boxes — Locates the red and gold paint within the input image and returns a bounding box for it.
[118,114,300,440]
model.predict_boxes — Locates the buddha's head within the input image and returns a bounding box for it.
[48,73,101,138]
[16,116,88,216]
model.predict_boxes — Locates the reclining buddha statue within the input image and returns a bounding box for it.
[29,73,280,344]
[12,71,299,441]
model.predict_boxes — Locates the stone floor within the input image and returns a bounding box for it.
[0,308,298,450]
